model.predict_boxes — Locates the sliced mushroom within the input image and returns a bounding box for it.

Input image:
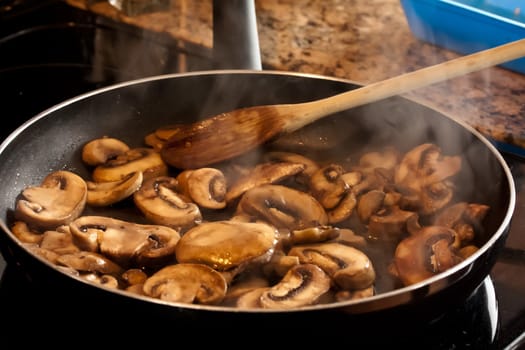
[11,220,43,244]
[262,151,320,185]
[326,191,357,224]
[356,189,386,224]
[56,251,124,276]
[288,242,376,290]
[39,227,80,255]
[176,168,227,209]
[395,143,462,188]
[121,268,148,287]
[92,147,168,182]
[15,170,87,230]
[144,124,183,151]
[394,225,462,286]
[262,250,300,277]
[86,171,143,206]
[69,215,181,268]
[82,273,120,289]
[81,137,130,166]
[257,263,331,309]
[142,263,227,305]
[290,226,340,245]
[225,161,305,203]
[330,228,367,249]
[133,176,202,231]
[368,205,419,241]
[433,201,490,247]
[175,220,278,271]
[394,144,462,215]
[236,184,328,231]
[309,164,349,210]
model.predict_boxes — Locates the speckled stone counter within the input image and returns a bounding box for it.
[66,0,525,154]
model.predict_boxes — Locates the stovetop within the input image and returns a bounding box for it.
[0,1,524,348]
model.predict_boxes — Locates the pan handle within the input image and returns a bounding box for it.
[212,0,262,70]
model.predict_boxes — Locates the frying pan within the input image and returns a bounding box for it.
[0,70,515,335]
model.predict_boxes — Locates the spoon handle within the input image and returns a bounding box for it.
[283,38,525,132]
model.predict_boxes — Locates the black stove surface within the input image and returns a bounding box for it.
[0,1,524,348]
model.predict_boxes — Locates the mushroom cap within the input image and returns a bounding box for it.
[133,176,202,231]
[81,137,130,166]
[176,168,227,209]
[236,263,331,309]
[175,220,278,271]
[394,225,460,286]
[56,251,124,276]
[288,242,376,290]
[86,171,143,207]
[142,263,227,305]
[92,147,168,182]
[225,161,306,203]
[236,184,328,231]
[15,170,87,230]
[69,215,181,268]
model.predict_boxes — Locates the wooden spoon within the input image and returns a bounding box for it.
[161,38,525,169]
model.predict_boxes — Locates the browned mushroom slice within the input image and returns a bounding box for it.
[395,143,462,188]
[56,251,124,276]
[418,181,455,215]
[309,164,349,210]
[326,191,357,224]
[175,220,278,271]
[133,176,202,231]
[258,263,331,309]
[144,124,184,151]
[236,184,328,231]
[262,151,320,185]
[288,242,376,290]
[11,220,43,244]
[82,273,120,289]
[225,161,305,203]
[69,215,181,268]
[356,189,386,224]
[81,137,130,166]
[433,201,490,247]
[121,268,148,287]
[39,227,80,255]
[262,250,300,277]
[394,143,461,215]
[86,171,143,207]
[368,205,419,241]
[394,225,462,286]
[176,168,227,209]
[290,226,340,245]
[92,147,168,182]
[15,170,87,230]
[144,123,183,151]
[142,263,227,305]
[332,228,367,249]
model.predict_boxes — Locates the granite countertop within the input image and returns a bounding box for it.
[66,0,525,154]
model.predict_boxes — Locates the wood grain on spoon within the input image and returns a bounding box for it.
[160,38,525,169]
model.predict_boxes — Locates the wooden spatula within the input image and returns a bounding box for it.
[160,38,525,169]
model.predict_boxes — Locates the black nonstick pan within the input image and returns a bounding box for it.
[0,70,515,337]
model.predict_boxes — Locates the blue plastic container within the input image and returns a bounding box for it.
[400,0,525,74]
